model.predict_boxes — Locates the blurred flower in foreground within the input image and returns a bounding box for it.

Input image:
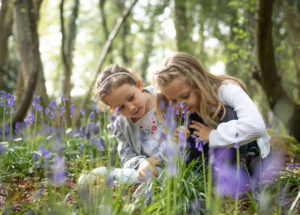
[0,142,8,155]
[211,148,249,197]
[51,155,67,186]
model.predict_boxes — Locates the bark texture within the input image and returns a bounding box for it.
[12,0,41,125]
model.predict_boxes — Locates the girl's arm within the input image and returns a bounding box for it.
[113,126,148,169]
[209,83,267,148]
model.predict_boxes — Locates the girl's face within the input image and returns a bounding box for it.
[159,75,200,114]
[103,83,150,121]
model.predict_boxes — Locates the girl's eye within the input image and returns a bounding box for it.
[182,93,190,99]
[129,95,134,102]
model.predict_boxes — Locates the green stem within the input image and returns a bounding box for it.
[202,150,207,195]
[207,158,212,213]
[2,101,6,142]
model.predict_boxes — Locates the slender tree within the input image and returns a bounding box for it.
[60,0,80,127]
[174,0,191,52]
[0,0,13,91]
[12,0,42,125]
[283,0,300,99]
[75,0,138,127]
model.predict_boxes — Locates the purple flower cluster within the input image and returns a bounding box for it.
[24,112,35,126]
[0,91,16,114]
[48,100,58,119]
[211,148,249,197]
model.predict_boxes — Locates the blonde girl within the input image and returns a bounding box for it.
[153,52,271,173]
[78,64,164,186]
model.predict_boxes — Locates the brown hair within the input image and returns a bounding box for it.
[153,52,247,128]
[94,64,137,109]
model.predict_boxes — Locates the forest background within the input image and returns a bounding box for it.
[0,0,300,213]
[1,0,300,140]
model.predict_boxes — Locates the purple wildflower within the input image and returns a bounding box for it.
[287,163,300,170]
[214,161,249,197]
[79,143,85,155]
[0,143,8,155]
[90,111,95,120]
[51,155,67,186]
[97,138,104,156]
[32,151,39,161]
[189,199,202,214]
[32,94,40,110]
[70,104,75,118]
[49,100,57,109]
[35,189,43,197]
[39,145,51,159]
[6,93,16,113]
[93,102,100,113]
[80,108,85,116]
[115,107,120,115]
[60,106,65,116]
[61,95,68,101]
[45,107,50,116]
[91,138,97,144]
[24,112,35,126]
[14,122,21,137]
[106,174,114,187]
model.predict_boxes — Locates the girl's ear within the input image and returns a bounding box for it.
[137,80,143,90]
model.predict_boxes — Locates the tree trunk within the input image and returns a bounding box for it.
[174,0,191,52]
[33,0,48,107]
[60,0,80,128]
[255,0,300,142]
[75,0,138,127]
[283,0,300,99]
[12,0,41,125]
[0,0,13,91]
[99,0,113,64]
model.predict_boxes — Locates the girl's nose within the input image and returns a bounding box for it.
[128,103,135,112]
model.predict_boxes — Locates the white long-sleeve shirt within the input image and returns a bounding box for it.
[209,83,271,158]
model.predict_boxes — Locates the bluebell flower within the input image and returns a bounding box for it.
[49,100,57,109]
[39,145,51,159]
[61,95,68,101]
[79,143,85,155]
[70,104,75,118]
[97,138,103,152]
[106,174,114,187]
[90,111,95,120]
[32,151,40,161]
[80,108,85,116]
[45,107,50,116]
[0,143,8,155]
[51,155,67,186]
[35,189,43,197]
[24,112,35,126]
[93,101,100,113]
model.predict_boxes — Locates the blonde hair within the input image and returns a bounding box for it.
[153,52,247,128]
[94,64,137,109]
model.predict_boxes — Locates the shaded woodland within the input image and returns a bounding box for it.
[1,0,300,141]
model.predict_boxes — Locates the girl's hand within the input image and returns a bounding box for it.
[137,160,158,181]
[174,126,190,141]
[189,120,212,143]
[147,156,162,167]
